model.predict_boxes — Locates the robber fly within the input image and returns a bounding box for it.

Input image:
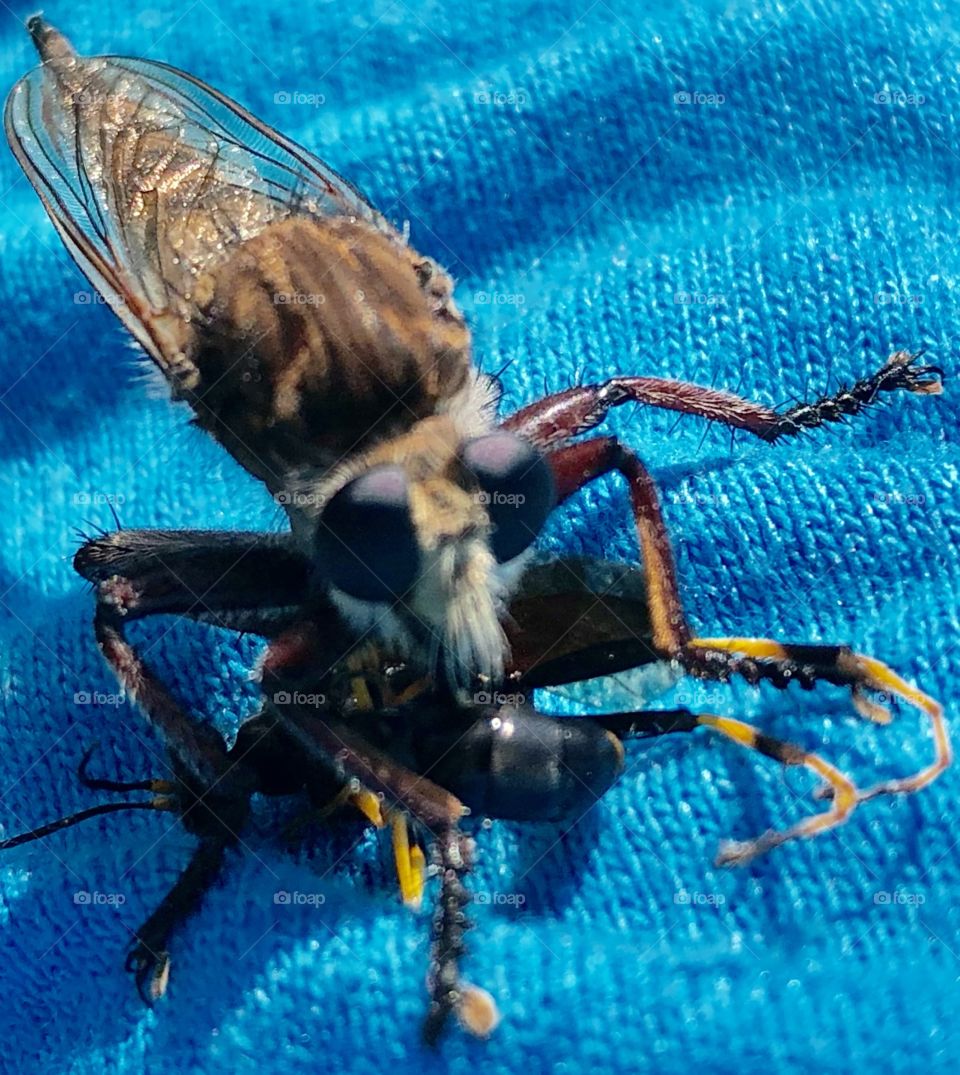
[2,18,951,1044]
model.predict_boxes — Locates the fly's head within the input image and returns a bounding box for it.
[309,416,556,691]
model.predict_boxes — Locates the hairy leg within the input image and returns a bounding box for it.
[503,350,941,447]
[527,437,951,818]
[75,528,310,633]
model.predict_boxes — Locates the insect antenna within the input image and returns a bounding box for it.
[78,742,176,794]
[0,798,177,850]
[0,744,180,850]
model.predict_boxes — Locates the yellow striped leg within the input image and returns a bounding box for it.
[695,713,858,866]
[692,637,951,803]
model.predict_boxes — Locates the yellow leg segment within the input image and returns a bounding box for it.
[389,810,426,911]
[691,637,951,803]
[696,714,858,866]
[282,782,385,844]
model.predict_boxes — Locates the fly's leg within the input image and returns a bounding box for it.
[503,350,942,447]
[74,528,310,634]
[73,531,315,993]
[75,529,329,785]
[595,709,858,865]
[258,624,429,875]
[92,586,234,787]
[547,438,689,654]
[541,437,951,826]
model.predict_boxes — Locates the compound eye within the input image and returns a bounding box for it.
[461,432,556,562]
[316,465,420,601]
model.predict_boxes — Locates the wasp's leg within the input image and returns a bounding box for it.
[75,528,310,634]
[503,350,942,448]
[123,751,252,1004]
[277,710,496,1042]
[278,711,466,828]
[1,759,248,1002]
[543,437,951,801]
[594,708,858,865]
[280,784,387,848]
[686,639,951,801]
[389,809,427,911]
[126,835,232,1003]
[423,824,499,1045]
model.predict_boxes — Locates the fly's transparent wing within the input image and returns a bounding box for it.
[4,21,396,382]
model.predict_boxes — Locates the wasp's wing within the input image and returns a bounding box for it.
[536,664,682,715]
[5,28,395,387]
[505,556,681,711]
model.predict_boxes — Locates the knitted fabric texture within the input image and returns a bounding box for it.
[0,2,957,1072]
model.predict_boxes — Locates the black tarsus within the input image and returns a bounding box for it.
[761,351,943,442]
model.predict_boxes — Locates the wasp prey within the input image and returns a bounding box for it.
[1,17,951,1044]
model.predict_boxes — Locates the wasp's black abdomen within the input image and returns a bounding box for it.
[425,704,624,823]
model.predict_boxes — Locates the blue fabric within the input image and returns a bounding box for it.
[1,1,958,1071]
